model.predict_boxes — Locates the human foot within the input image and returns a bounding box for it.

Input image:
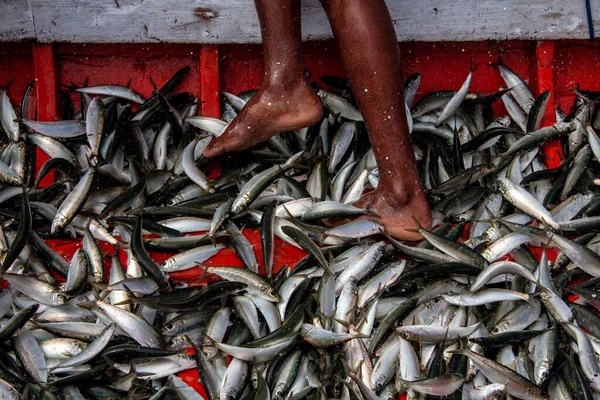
[203,82,323,158]
[354,186,432,241]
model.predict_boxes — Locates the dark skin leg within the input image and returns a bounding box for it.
[318,0,431,240]
[204,0,432,240]
[203,0,323,158]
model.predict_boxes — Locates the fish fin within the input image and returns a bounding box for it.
[483,205,497,219]
[410,216,425,231]
[91,282,108,290]
[128,359,137,375]
[28,319,41,330]
[332,317,350,328]
[445,348,464,356]
[457,337,470,351]
[185,334,201,349]
[340,358,363,384]
[363,197,381,218]
[112,241,130,252]
[97,285,112,301]
[149,75,158,92]
[1,77,15,92]
[489,56,504,68]
[528,291,543,301]
[189,330,217,347]
[207,233,218,247]
[76,299,97,310]
[193,263,210,281]
[100,355,115,368]
[314,309,333,327]
[89,286,106,302]
[113,298,135,306]
[121,284,139,299]
[156,91,183,129]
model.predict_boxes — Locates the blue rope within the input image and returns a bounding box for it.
[586,0,595,41]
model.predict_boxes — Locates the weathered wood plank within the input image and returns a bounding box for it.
[0,0,35,42]
[16,0,600,44]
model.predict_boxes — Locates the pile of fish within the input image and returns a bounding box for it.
[1,61,600,399]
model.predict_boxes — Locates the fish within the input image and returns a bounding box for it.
[0,62,598,398]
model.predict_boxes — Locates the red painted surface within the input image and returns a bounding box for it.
[200,45,220,118]
[0,43,35,102]
[533,41,555,124]
[32,44,58,188]
[0,42,36,178]
[554,40,600,110]
[532,41,563,169]
[56,43,201,112]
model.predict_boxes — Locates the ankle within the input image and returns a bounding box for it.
[379,180,424,207]
[263,73,310,92]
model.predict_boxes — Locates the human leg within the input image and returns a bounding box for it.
[203,0,322,158]
[319,0,432,240]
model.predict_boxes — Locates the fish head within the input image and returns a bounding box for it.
[263,287,280,302]
[372,379,386,392]
[52,292,68,305]
[168,335,185,350]
[51,216,67,235]
[162,320,182,336]
[397,330,415,341]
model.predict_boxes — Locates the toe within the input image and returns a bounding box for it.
[223,136,251,154]
[203,139,226,158]
[384,223,424,241]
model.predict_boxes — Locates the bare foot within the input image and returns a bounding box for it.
[355,186,432,241]
[203,81,323,158]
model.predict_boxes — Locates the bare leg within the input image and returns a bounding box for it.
[203,0,323,158]
[320,0,432,240]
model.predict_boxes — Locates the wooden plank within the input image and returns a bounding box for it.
[20,0,600,44]
[0,0,35,41]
